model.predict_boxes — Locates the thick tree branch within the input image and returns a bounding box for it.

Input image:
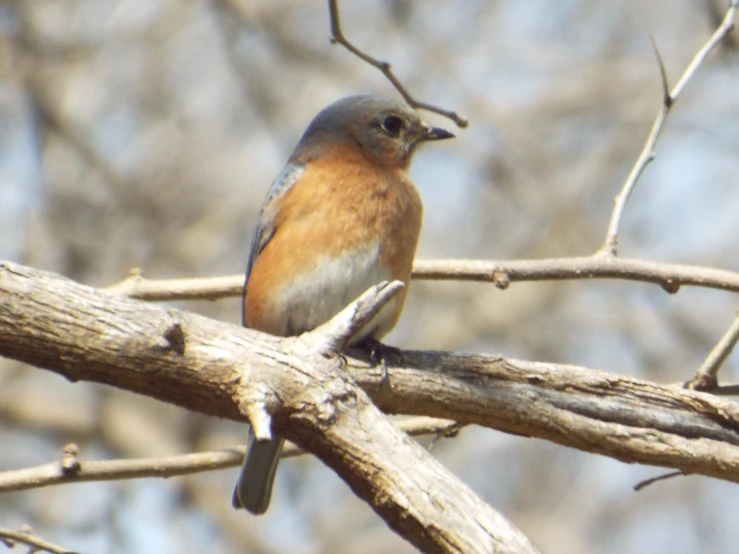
[15,260,739,487]
[0,262,537,554]
[8,261,739,547]
[103,256,739,302]
[348,352,739,484]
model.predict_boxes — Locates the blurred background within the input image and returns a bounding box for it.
[2,0,739,552]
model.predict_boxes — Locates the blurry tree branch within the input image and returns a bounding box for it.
[599,0,738,256]
[0,417,455,494]
[327,0,468,128]
[707,0,739,49]
[0,526,78,554]
[103,256,739,302]
[26,77,128,191]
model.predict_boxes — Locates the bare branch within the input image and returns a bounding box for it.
[599,1,738,256]
[687,310,739,391]
[0,417,453,494]
[0,261,537,554]
[0,526,78,554]
[633,470,686,491]
[327,0,468,128]
[413,257,739,293]
[428,422,466,451]
[671,0,738,99]
[103,267,241,300]
[350,351,739,486]
[6,262,739,489]
[709,384,739,395]
[103,257,739,303]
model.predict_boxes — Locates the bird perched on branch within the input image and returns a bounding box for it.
[232,94,454,514]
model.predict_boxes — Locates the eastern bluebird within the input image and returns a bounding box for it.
[232,94,454,514]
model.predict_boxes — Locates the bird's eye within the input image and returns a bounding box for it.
[380,115,404,137]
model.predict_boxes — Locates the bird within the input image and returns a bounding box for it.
[232,94,454,514]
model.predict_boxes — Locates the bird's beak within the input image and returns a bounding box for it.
[421,124,455,141]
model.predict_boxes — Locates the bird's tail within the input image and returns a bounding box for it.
[232,428,285,514]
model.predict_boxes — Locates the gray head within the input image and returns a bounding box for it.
[292,94,454,169]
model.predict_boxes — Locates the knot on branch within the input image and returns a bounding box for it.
[290,376,360,428]
[162,319,186,355]
[60,443,81,475]
[660,279,680,294]
[150,317,187,355]
[490,270,510,290]
[239,385,279,442]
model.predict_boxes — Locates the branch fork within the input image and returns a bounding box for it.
[236,281,404,441]
[304,280,405,356]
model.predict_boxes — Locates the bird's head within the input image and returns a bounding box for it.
[297,94,454,169]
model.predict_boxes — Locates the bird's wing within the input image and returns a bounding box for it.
[242,162,304,325]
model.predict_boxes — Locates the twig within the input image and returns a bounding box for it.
[428,421,465,451]
[0,417,454,494]
[307,281,404,355]
[706,0,739,49]
[327,0,468,128]
[633,470,686,491]
[599,1,738,256]
[0,526,78,554]
[686,310,739,391]
[708,384,739,396]
[102,267,241,300]
[102,257,739,302]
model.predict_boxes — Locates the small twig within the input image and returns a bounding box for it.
[671,0,738,99]
[686,310,739,391]
[0,416,454,494]
[711,384,739,396]
[103,257,739,303]
[599,1,738,256]
[633,470,687,491]
[0,526,79,554]
[306,281,404,356]
[708,384,739,395]
[428,421,465,451]
[668,381,739,395]
[327,0,468,128]
[102,267,241,300]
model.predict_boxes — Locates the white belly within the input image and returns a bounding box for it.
[271,241,394,341]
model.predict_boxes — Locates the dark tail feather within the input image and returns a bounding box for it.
[232,428,285,514]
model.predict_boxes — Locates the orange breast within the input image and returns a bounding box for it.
[244,144,422,339]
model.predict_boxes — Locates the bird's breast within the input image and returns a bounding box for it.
[270,241,393,339]
[245,148,422,340]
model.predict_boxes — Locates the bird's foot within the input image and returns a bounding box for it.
[354,337,400,389]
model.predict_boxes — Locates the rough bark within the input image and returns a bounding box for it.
[6,260,739,548]
[0,261,539,554]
